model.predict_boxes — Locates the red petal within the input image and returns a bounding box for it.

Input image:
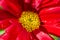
[0,18,18,29]
[23,0,33,11]
[0,10,15,20]
[0,18,23,40]
[16,26,38,40]
[40,7,60,36]
[32,0,42,10]
[40,0,59,8]
[24,0,30,3]
[1,0,8,10]
[0,19,10,29]
[5,0,22,17]
[33,29,53,40]
[16,28,31,40]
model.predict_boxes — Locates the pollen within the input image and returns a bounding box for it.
[19,11,40,32]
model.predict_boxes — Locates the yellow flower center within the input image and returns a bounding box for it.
[19,11,40,32]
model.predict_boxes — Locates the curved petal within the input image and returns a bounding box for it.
[16,28,31,40]
[0,0,3,5]
[0,19,10,29]
[40,7,60,36]
[33,29,53,40]
[23,0,34,11]
[0,10,16,20]
[40,0,59,9]
[0,0,8,10]
[16,25,38,40]
[32,0,42,10]
[0,18,23,40]
[5,0,22,17]
[24,0,30,3]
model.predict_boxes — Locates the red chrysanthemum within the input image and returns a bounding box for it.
[0,0,60,40]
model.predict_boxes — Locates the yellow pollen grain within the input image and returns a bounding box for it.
[19,11,40,32]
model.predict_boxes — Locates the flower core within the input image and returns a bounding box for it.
[19,11,40,32]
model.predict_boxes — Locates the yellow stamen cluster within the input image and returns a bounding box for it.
[19,11,40,32]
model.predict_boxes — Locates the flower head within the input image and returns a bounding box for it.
[0,0,60,40]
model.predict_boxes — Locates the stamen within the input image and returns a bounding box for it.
[19,11,40,32]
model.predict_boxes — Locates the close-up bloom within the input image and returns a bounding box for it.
[0,0,60,40]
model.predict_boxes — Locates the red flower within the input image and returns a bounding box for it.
[0,0,60,40]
